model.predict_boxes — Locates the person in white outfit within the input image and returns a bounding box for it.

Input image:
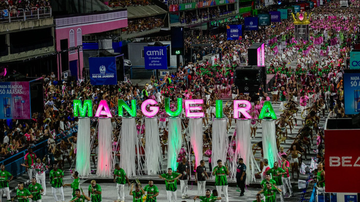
[114,163,130,202]
[34,158,48,196]
[212,159,229,202]
[177,157,190,199]
[0,164,13,201]
[159,168,182,202]
[195,160,209,196]
[49,164,64,202]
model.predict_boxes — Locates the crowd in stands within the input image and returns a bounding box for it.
[180,7,235,24]
[122,17,164,34]
[106,0,153,8]
[0,0,50,19]
[0,3,359,201]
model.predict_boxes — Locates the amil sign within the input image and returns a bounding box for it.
[350,51,360,69]
[144,46,168,70]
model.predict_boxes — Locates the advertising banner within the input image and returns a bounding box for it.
[0,82,31,119]
[226,25,242,40]
[215,0,236,5]
[350,51,360,69]
[344,73,360,115]
[89,57,117,85]
[197,0,215,8]
[244,17,259,30]
[169,4,179,12]
[277,9,288,19]
[264,0,273,6]
[179,2,197,10]
[258,14,270,26]
[325,129,360,193]
[309,1,314,8]
[144,46,168,70]
[269,11,281,22]
[292,5,301,13]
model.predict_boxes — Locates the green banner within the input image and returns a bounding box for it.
[215,0,236,5]
[277,9,288,19]
[239,6,252,14]
[179,2,197,10]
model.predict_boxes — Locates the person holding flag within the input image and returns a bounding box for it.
[266,162,285,202]
[49,164,65,202]
[114,163,130,202]
[16,182,33,202]
[64,171,80,198]
[0,164,13,201]
[193,189,221,202]
[129,183,145,202]
[143,180,159,202]
[212,159,229,202]
[28,177,44,202]
[88,180,102,202]
[70,188,91,202]
[159,168,182,202]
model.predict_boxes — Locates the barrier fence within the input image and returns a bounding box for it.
[0,128,75,177]
[0,6,52,23]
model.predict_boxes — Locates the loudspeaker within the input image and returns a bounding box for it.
[259,66,267,92]
[235,66,260,93]
[116,56,124,81]
[30,78,44,115]
[171,27,184,55]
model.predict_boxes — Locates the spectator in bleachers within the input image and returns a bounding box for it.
[122,17,164,34]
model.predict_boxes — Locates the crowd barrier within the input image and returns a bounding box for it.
[0,6,52,23]
[0,128,76,177]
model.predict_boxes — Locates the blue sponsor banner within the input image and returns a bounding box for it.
[244,17,259,30]
[144,46,168,70]
[308,1,314,8]
[269,11,281,22]
[226,25,242,40]
[277,9,288,19]
[350,51,360,69]
[89,57,117,85]
[344,73,360,115]
[292,5,300,13]
[258,14,270,26]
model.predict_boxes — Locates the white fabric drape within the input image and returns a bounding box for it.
[96,118,113,177]
[120,118,137,177]
[189,118,203,167]
[262,120,278,168]
[235,120,255,184]
[211,118,228,170]
[76,118,91,177]
[167,117,182,171]
[145,117,161,175]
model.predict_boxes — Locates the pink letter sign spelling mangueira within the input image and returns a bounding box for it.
[184,99,204,118]
[74,99,276,119]
[141,99,159,118]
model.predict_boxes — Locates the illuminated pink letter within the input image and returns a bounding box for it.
[184,99,204,118]
[233,100,252,119]
[141,99,159,117]
[95,100,112,118]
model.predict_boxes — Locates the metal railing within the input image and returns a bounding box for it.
[0,128,76,177]
[0,6,52,23]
